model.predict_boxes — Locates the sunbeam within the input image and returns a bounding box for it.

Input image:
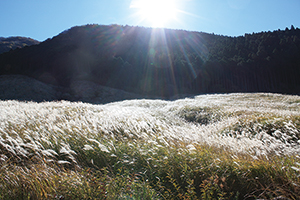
[130,0,178,27]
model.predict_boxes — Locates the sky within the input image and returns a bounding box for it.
[0,0,299,41]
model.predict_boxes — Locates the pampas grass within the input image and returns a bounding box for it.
[0,93,300,199]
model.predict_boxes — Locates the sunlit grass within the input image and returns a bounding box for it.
[0,93,300,199]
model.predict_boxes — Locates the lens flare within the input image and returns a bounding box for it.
[130,0,178,27]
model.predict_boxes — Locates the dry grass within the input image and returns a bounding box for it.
[0,93,300,199]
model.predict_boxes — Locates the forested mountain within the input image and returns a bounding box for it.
[0,36,39,54]
[0,24,299,98]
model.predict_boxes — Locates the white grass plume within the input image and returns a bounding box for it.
[0,93,300,166]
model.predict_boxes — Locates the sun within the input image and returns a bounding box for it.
[130,0,178,27]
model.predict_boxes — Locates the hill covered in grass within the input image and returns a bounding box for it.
[0,24,300,100]
[0,93,300,199]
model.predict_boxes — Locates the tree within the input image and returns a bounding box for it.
[291,25,295,31]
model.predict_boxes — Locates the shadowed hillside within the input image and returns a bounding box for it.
[0,24,300,100]
[0,75,142,103]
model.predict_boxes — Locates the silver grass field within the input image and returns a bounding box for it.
[0,93,300,199]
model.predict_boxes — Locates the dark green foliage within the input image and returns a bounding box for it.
[178,107,223,125]
[1,24,300,99]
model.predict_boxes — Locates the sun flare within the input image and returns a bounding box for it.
[130,0,178,27]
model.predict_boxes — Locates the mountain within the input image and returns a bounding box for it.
[0,36,39,54]
[0,24,300,100]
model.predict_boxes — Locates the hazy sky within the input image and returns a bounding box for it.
[0,0,299,41]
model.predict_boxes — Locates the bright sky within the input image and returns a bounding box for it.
[0,0,299,41]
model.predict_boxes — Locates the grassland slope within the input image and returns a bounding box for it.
[0,93,300,199]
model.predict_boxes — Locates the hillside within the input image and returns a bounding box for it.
[0,36,39,54]
[0,93,300,199]
[0,74,141,103]
[0,24,300,100]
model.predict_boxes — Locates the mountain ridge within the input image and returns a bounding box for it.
[0,24,299,101]
[0,36,39,54]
